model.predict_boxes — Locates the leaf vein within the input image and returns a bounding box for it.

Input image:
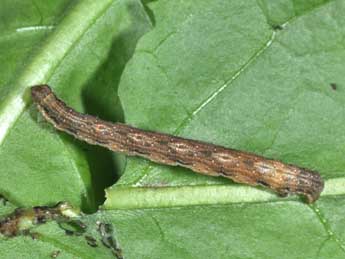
[309,204,345,253]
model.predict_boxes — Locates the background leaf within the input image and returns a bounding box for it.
[1,0,345,258]
[0,0,151,210]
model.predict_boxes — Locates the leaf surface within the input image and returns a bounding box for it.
[0,0,151,209]
[105,0,345,257]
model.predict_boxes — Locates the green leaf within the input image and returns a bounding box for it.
[105,0,345,257]
[0,0,151,210]
[107,0,345,203]
[1,0,345,258]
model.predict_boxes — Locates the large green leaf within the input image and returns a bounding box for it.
[0,0,151,210]
[107,0,345,257]
[1,0,345,258]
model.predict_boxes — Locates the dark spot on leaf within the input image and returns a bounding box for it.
[85,235,98,247]
[30,232,40,240]
[272,24,283,30]
[59,220,87,236]
[97,222,123,259]
[51,250,61,258]
[64,229,74,235]
[330,83,337,90]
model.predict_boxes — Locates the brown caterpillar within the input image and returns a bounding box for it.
[31,85,324,203]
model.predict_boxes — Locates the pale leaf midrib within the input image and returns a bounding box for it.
[104,177,345,210]
[0,0,115,147]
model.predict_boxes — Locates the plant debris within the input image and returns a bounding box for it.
[50,250,61,258]
[0,202,80,237]
[330,83,337,90]
[58,219,86,236]
[85,235,98,247]
[97,221,123,259]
